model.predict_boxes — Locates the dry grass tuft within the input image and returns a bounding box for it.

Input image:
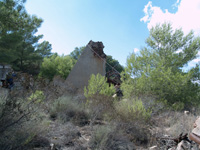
[49,96,90,126]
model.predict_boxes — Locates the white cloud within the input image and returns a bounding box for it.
[193,58,200,63]
[172,0,181,8]
[188,59,200,68]
[134,48,140,53]
[140,1,152,23]
[141,0,200,36]
[175,49,183,53]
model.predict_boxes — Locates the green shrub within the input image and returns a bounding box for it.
[84,73,115,99]
[172,102,185,111]
[39,54,75,80]
[115,98,152,122]
[84,74,116,122]
[28,90,45,103]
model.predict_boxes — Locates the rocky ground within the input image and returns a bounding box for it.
[1,73,200,150]
[28,115,200,150]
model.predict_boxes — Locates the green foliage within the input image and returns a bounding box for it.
[84,73,115,98]
[39,54,74,80]
[172,102,185,111]
[149,65,199,104]
[70,46,85,61]
[145,23,199,70]
[28,90,45,103]
[84,74,116,122]
[115,98,152,122]
[106,55,124,73]
[122,23,200,106]
[0,0,52,74]
[36,41,52,58]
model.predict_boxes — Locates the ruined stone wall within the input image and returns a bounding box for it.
[0,41,107,99]
[0,64,12,81]
[65,41,106,89]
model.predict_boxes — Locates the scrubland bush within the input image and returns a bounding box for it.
[84,74,116,122]
[84,73,115,98]
[84,74,152,147]
[0,90,48,150]
[50,96,89,126]
[84,74,152,124]
[89,125,114,149]
[27,135,50,149]
[148,110,199,150]
[90,125,135,150]
[115,98,152,122]
[110,99,152,147]
[172,102,185,111]
[161,111,196,137]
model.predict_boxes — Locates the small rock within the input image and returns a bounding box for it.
[149,145,157,150]
[50,143,55,150]
[184,111,189,115]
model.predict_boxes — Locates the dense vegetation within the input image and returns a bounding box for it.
[39,46,124,80]
[0,0,52,74]
[39,53,74,80]
[1,0,200,149]
[121,23,200,108]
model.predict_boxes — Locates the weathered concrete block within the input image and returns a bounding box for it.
[65,40,106,90]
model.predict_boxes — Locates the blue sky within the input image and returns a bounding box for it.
[25,0,200,67]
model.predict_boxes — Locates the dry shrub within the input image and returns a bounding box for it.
[149,110,197,149]
[104,132,136,150]
[109,121,151,148]
[85,92,152,147]
[89,125,135,150]
[53,123,81,147]
[152,111,196,136]
[86,94,116,123]
[105,98,153,147]
[0,93,49,150]
[89,125,113,149]
[27,135,50,148]
[84,74,153,147]
[44,122,85,150]
[63,123,81,146]
[164,111,196,137]
[84,74,116,123]
[49,96,89,126]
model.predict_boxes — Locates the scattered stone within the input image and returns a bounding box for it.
[176,140,191,150]
[184,111,190,115]
[149,145,157,150]
[50,143,55,150]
